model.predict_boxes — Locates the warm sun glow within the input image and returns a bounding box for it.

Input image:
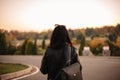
[19,1,114,30]
[0,0,120,31]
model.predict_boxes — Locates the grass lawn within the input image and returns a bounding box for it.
[0,62,28,75]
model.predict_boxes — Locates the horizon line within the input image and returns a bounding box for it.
[0,23,119,32]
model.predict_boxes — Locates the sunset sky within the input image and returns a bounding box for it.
[0,0,120,32]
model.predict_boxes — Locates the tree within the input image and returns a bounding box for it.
[114,24,120,36]
[0,32,7,54]
[68,29,75,38]
[25,39,34,55]
[85,28,94,36]
[106,24,120,56]
[76,32,83,42]
[42,39,46,49]
[89,38,104,55]
[78,32,85,56]
[106,36,120,56]
[32,38,38,55]
[21,39,28,55]
[7,41,16,55]
[108,34,117,42]
[90,44,103,55]
[21,38,34,55]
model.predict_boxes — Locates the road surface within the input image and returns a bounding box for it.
[0,56,120,80]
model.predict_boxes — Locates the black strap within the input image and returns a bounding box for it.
[54,46,72,80]
[65,46,72,66]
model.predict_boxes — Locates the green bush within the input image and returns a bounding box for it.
[107,40,120,56]
[37,48,44,55]
[21,38,38,55]
[25,39,34,55]
[90,44,103,55]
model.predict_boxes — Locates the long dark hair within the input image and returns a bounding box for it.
[49,25,72,49]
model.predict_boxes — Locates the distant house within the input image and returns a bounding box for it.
[82,47,94,56]
[11,39,20,47]
[103,46,110,56]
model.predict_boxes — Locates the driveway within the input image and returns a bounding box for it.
[0,56,120,80]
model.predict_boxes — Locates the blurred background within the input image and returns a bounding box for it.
[0,0,120,56]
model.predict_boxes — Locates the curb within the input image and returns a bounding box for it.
[0,64,33,80]
[13,65,39,80]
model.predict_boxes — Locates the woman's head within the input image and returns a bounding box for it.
[49,25,72,49]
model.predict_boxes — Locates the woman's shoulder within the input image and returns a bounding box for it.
[45,47,60,53]
[67,45,76,50]
[45,47,53,52]
[44,47,54,57]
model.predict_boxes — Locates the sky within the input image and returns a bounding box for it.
[0,0,120,32]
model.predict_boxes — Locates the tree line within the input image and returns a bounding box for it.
[0,30,46,55]
[0,25,117,40]
[0,24,120,56]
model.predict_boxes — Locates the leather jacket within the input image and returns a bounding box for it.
[40,45,81,80]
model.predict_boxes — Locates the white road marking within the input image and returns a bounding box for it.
[12,65,39,80]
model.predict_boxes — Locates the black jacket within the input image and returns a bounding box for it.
[40,46,81,80]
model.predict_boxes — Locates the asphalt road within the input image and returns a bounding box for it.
[0,56,120,80]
